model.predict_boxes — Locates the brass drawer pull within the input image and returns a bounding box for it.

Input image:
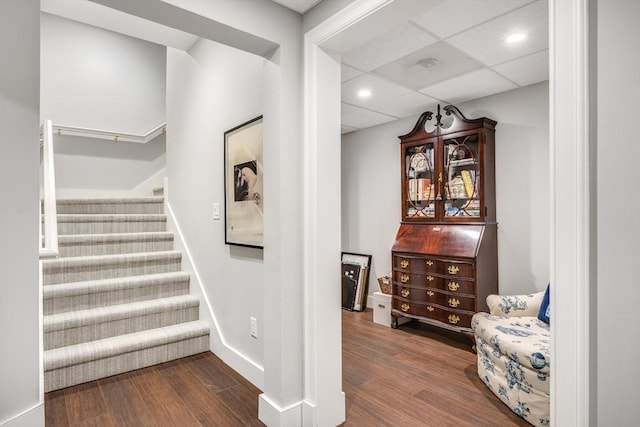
[426,275,434,281]
[400,259,409,268]
[447,282,460,291]
[426,260,434,266]
[448,314,460,324]
[426,290,434,296]
[447,265,460,275]
[400,274,410,283]
[448,298,460,308]
[427,305,435,312]
[401,288,410,298]
[401,303,410,312]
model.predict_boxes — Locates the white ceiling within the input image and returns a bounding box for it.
[44,0,548,136]
[270,0,322,14]
[327,0,549,134]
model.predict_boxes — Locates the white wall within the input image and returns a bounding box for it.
[41,12,167,196]
[597,1,640,424]
[167,38,265,366]
[342,82,550,301]
[0,1,43,426]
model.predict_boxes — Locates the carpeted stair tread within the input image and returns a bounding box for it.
[43,271,191,315]
[42,251,182,285]
[44,294,200,332]
[55,197,164,214]
[44,271,189,299]
[44,295,201,349]
[55,214,167,235]
[57,232,174,257]
[56,213,167,222]
[44,320,210,371]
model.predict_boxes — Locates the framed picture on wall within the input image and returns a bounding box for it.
[341,252,372,311]
[224,115,263,248]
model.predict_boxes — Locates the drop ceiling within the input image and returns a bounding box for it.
[44,0,548,136]
[326,0,549,134]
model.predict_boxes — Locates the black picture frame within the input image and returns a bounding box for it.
[341,252,372,311]
[224,115,263,248]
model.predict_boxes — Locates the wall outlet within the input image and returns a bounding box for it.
[250,316,258,339]
[213,203,220,220]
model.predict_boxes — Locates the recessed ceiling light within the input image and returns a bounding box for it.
[358,89,372,98]
[506,33,526,44]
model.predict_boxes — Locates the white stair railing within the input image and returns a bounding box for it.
[40,119,58,259]
[51,122,166,144]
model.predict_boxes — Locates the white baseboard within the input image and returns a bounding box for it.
[1,403,44,427]
[258,394,303,427]
[163,192,265,390]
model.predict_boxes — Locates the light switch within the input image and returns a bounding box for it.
[213,203,220,220]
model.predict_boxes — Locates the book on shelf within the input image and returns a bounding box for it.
[460,170,474,198]
[449,158,476,167]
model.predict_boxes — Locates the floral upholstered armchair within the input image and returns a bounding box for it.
[471,287,551,427]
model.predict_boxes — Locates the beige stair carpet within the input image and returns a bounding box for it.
[42,195,209,392]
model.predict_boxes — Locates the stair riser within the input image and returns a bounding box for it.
[57,220,167,235]
[44,280,190,315]
[45,339,209,392]
[58,238,174,257]
[56,202,164,215]
[43,258,182,285]
[45,306,200,350]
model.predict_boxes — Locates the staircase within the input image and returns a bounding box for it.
[42,192,210,392]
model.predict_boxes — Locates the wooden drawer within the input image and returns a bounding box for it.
[395,284,429,303]
[392,271,436,288]
[392,298,473,329]
[432,277,476,295]
[424,289,476,311]
[436,260,473,278]
[393,254,474,278]
[393,255,436,273]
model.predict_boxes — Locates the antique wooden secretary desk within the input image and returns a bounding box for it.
[391,105,498,344]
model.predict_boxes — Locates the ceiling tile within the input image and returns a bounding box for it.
[420,68,517,104]
[493,49,549,86]
[410,0,534,39]
[270,0,322,14]
[342,74,411,108]
[341,104,397,129]
[341,23,437,72]
[341,64,364,82]
[446,0,548,66]
[341,124,359,134]
[367,91,438,119]
[372,42,484,90]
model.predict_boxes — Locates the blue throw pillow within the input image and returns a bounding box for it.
[538,284,550,324]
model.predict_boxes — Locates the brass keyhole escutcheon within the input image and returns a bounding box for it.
[426,275,434,281]
[401,303,410,312]
[400,274,410,283]
[448,298,460,308]
[401,288,410,298]
[400,259,409,268]
[447,265,460,275]
[447,282,460,291]
[426,305,435,312]
[448,314,460,324]
[426,290,434,297]
[426,260,434,266]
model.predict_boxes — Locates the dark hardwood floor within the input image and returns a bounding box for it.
[45,310,530,426]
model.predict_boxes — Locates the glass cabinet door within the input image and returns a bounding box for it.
[404,143,435,219]
[443,134,481,218]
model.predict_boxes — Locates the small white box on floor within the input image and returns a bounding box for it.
[372,291,392,327]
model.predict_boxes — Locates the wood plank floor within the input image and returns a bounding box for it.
[45,310,530,426]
